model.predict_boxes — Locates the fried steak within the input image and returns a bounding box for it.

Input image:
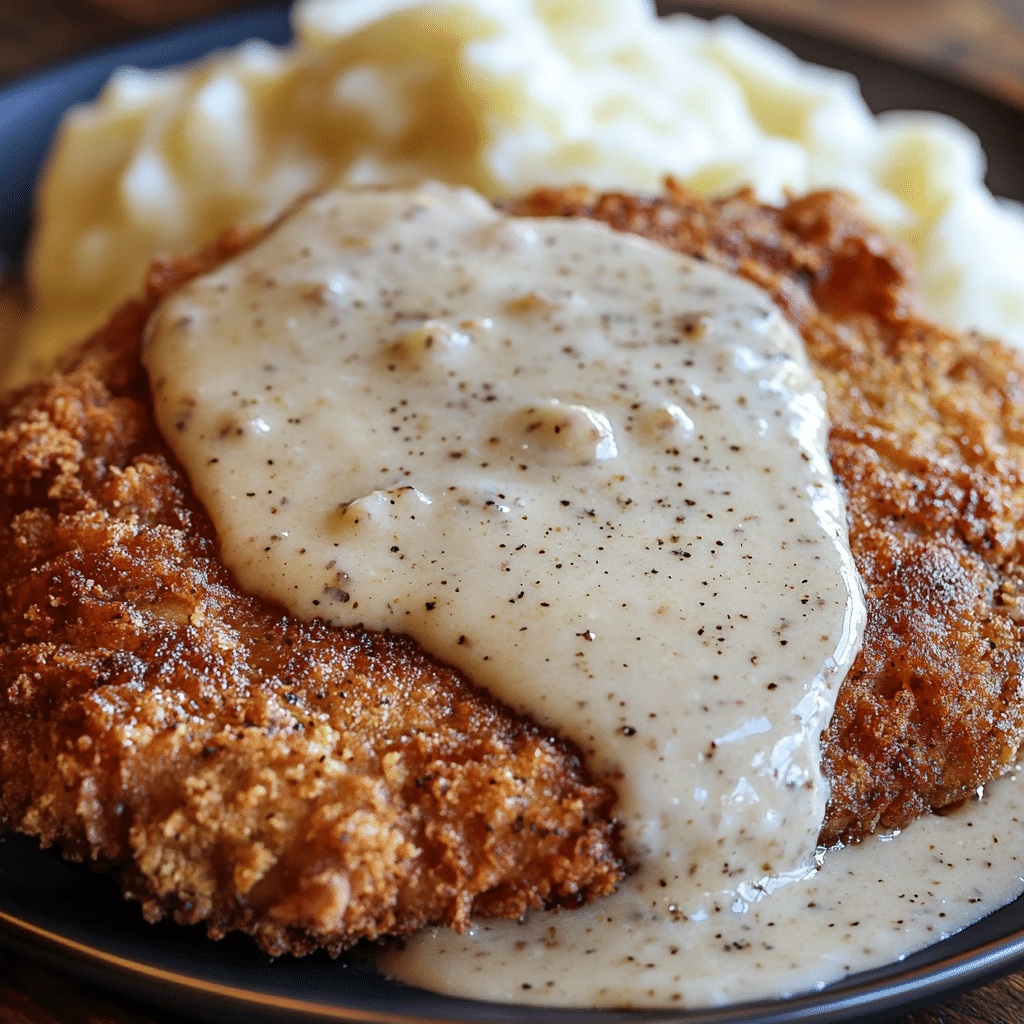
[3,184,1024,957]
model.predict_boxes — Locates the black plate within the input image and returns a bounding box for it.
[1,7,1023,1023]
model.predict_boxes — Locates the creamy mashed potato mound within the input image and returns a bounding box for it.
[14,0,1024,384]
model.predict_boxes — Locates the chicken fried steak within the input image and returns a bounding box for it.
[4,184,1024,960]
[0,236,623,957]
[511,184,1024,846]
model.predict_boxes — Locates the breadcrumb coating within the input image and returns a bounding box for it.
[5,183,1024,963]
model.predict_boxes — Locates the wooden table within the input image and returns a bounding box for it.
[1,2,1023,1022]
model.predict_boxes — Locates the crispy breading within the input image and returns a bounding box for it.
[509,184,1024,845]
[0,234,623,957]
[5,185,1024,963]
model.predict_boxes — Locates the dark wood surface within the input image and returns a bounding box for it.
[1,2,1024,1022]
[686,0,1024,109]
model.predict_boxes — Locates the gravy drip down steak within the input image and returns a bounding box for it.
[2,182,1024,1002]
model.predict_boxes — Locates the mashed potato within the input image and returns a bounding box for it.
[13,0,1024,383]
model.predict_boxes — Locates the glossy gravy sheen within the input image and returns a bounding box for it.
[142,184,1022,1008]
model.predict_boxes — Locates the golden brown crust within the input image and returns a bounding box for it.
[6,183,1024,960]
[0,231,623,957]
[509,184,1024,846]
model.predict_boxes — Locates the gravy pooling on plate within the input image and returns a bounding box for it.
[389,769,1024,1007]
[144,182,866,1005]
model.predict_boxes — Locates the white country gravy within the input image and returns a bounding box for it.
[140,183,1021,1008]
[387,773,1024,1007]
[144,181,863,908]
